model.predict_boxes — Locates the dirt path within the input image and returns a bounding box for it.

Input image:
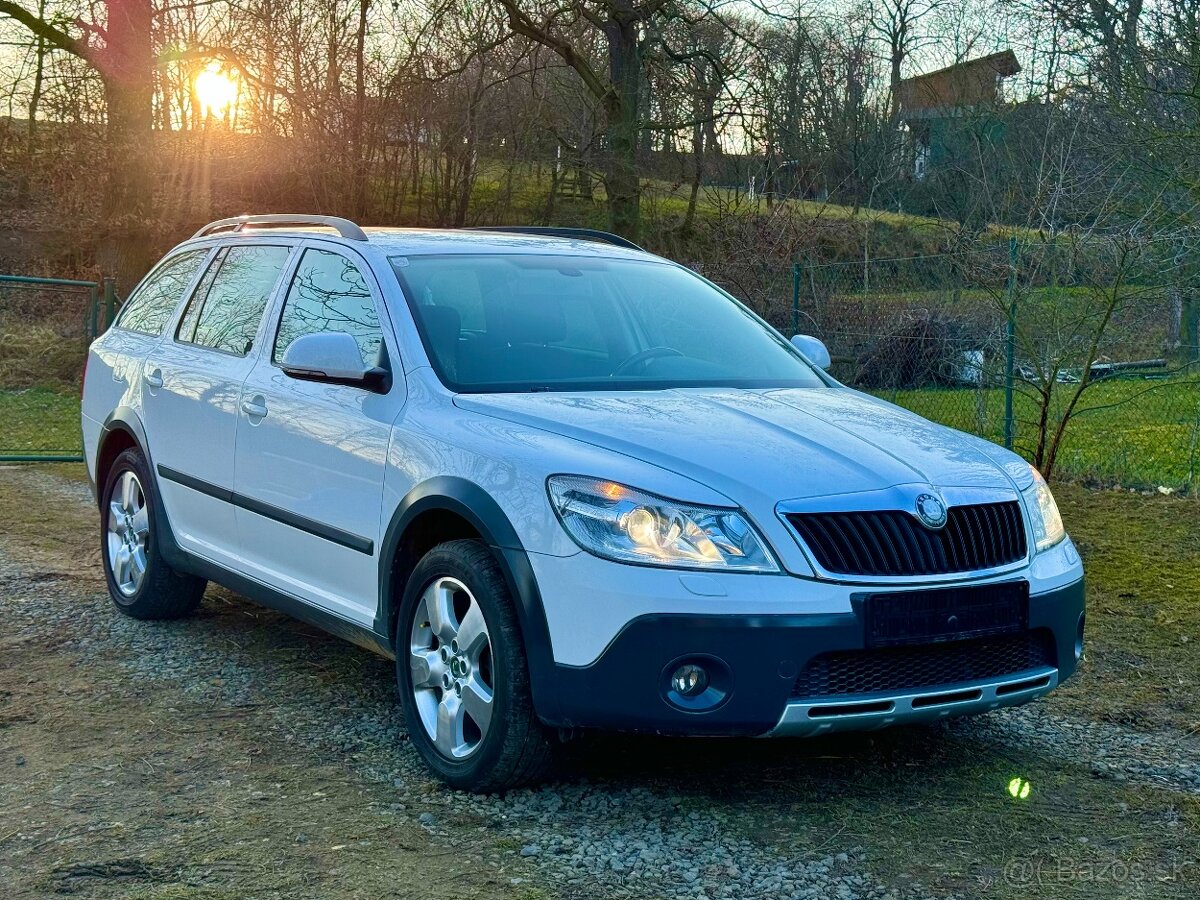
[0,465,1196,899]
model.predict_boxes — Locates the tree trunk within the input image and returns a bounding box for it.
[889,50,903,120]
[351,0,370,218]
[262,3,278,134]
[98,0,157,292]
[0,0,156,286]
[603,18,641,242]
[682,90,704,234]
[18,0,48,206]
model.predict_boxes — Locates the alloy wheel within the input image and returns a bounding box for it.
[408,576,495,759]
[107,470,150,597]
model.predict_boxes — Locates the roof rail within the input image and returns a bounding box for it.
[192,214,369,242]
[466,226,644,252]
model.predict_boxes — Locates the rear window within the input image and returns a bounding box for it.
[117,250,208,336]
[176,245,292,355]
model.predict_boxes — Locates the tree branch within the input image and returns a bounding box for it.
[0,1,89,60]
[490,0,612,102]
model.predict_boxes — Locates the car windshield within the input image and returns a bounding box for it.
[389,254,826,392]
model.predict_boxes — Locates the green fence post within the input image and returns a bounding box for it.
[1003,237,1018,450]
[88,283,99,341]
[791,262,801,336]
[103,277,118,328]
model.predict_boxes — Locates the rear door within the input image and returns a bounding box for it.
[232,243,405,625]
[144,242,295,567]
[85,248,211,424]
[84,248,210,491]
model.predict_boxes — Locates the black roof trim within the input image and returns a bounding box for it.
[465,226,644,252]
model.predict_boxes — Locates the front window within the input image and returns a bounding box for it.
[390,254,825,392]
[275,248,383,367]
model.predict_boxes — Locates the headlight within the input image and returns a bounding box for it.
[547,475,778,572]
[1022,465,1065,552]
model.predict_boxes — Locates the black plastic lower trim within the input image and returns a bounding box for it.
[541,578,1085,735]
[377,477,559,722]
[156,464,374,555]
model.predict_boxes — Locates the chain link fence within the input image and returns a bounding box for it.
[780,242,1200,494]
[0,276,114,461]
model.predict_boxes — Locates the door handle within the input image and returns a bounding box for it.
[143,369,164,390]
[241,398,268,418]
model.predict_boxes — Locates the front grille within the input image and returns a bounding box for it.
[786,500,1026,576]
[791,630,1056,699]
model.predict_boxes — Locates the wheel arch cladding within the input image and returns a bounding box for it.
[96,410,145,504]
[379,476,561,723]
[98,408,190,572]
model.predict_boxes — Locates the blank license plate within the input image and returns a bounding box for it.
[863,581,1030,647]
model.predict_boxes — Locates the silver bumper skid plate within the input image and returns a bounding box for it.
[767,667,1059,736]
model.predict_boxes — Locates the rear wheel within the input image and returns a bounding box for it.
[101,448,206,619]
[396,539,554,791]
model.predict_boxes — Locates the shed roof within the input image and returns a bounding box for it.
[898,51,1021,119]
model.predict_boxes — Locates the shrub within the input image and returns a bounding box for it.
[855,310,984,389]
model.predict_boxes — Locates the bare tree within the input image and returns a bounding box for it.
[871,0,944,119]
[488,0,685,241]
[0,0,156,283]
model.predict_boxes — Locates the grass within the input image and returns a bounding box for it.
[1051,482,1200,732]
[0,386,82,456]
[467,161,944,229]
[883,377,1200,492]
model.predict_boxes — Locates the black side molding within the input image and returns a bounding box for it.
[156,464,374,555]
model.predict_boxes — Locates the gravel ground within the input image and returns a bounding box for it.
[2,465,1197,899]
[970,706,1200,796]
[0,466,903,900]
[2,572,898,900]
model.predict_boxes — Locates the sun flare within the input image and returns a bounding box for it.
[195,65,238,117]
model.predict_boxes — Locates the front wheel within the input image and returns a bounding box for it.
[395,540,554,791]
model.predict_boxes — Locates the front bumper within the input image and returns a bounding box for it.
[544,578,1084,736]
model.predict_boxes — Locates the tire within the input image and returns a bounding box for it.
[395,539,555,792]
[101,447,206,620]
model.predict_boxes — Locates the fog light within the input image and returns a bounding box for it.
[670,663,709,697]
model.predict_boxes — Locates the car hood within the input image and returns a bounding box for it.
[453,387,1031,506]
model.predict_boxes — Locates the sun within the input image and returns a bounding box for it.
[195,64,238,117]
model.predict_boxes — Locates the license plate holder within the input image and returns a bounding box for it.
[861,581,1030,648]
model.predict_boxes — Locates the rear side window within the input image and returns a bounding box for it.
[273,248,382,367]
[117,250,207,335]
[177,245,291,355]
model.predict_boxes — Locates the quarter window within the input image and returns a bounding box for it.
[117,250,207,335]
[177,245,291,355]
[274,248,382,367]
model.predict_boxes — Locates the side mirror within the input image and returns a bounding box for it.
[280,332,389,391]
[790,334,831,371]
